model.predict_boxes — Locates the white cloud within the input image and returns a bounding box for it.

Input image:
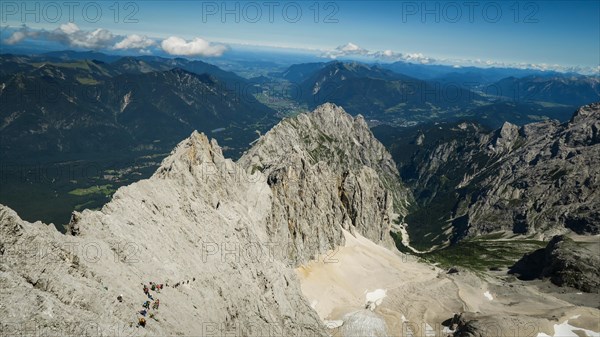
[4,29,27,44]
[55,25,115,49]
[3,24,232,57]
[319,42,600,75]
[160,36,227,57]
[322,42,435,64]
[4,23,115,49]
[59,22,79,34]
[338,42,363,52]
[114,34,156,50]
[322,42,369,59]
[445,57,599,75]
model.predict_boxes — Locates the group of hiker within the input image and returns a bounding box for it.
[172,277,195,288]
[127,278,197,328]
[137,282,162,328]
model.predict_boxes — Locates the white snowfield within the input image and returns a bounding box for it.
[297,230,600,337]
[537,320,600,337]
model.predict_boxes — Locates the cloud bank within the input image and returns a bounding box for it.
[113,34,156,51]
[2,26,596,75]
[321,42,599,75]
[3,24,228,57]
[5,23,115,49]
[322,42,434,64]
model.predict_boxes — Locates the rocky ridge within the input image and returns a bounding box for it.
[0,103,407,335]
[395,103,600,246]
[465,103,600,237]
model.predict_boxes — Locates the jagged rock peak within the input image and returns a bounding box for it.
[468,103,600,237]
[310,102,369,129]
[564,102,600,146]
[0,204,26,236]
[499,121,519,139]
[244,103,400,178]
[401,103,600,246]
[153,130,227,179]
[490,121,520,153]
[570,102,600,124]
[239,103,410,263]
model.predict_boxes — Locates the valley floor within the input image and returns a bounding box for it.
[297,230,600,337]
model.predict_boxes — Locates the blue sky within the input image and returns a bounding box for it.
[1,1,599,72]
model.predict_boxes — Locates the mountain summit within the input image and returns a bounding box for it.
[240,103,410,263]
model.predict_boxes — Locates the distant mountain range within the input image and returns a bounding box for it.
[2,50,598,161]
[275,60,599,127]
[0,53,275,162]
[0,51,278,226]
[291,61,481,124]
[492,75,600,106]
[380,60,568,83]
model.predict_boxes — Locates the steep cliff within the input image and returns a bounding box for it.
[239,103,410,263]
[376,102,600,249]
[465,103,600,238]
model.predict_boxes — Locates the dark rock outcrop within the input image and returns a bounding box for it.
[509,235,600,293]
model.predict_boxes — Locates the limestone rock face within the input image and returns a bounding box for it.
[1,132,325,336]
[467,103,600,237]
[0,104,408,335]
[402,103,600,243]
[491,122,520,153]
[239,103,410,263]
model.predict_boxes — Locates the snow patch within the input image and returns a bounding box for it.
[536,320,600,337]
[425,323,436,336]
[324,320,344,329]
[483,291,493,301]
[120,91,132,113]
[442,326,455,335]
[365,289,386,306]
